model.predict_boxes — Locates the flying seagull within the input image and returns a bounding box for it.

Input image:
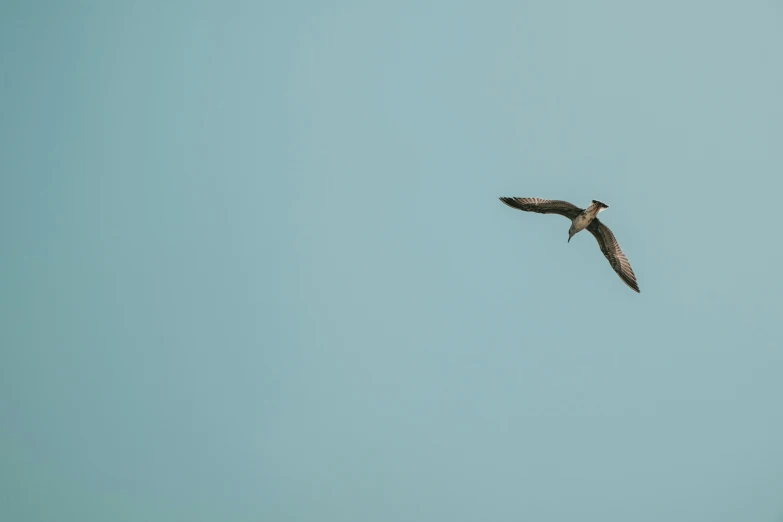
[499,197,640,293]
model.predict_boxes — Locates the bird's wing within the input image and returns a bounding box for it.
[586,218,640,293]
[499,197,583,220]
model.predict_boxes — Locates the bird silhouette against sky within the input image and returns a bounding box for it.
[500,197,639,293]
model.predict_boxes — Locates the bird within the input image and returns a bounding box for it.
[499,197,640,293]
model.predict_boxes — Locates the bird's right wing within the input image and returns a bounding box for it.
[586,218,640,293]
[499,197,583,220]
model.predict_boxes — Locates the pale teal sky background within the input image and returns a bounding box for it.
[2,2,783,521]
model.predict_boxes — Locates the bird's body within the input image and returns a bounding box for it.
[568,200,608,241]
[499,197,639,293]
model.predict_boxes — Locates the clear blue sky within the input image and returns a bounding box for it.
[2,2,783,521]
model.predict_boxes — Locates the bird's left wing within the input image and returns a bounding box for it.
[499,197,583,220]
[586,218,640,293]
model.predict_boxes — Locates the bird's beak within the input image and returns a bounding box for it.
[567,235,571,243]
